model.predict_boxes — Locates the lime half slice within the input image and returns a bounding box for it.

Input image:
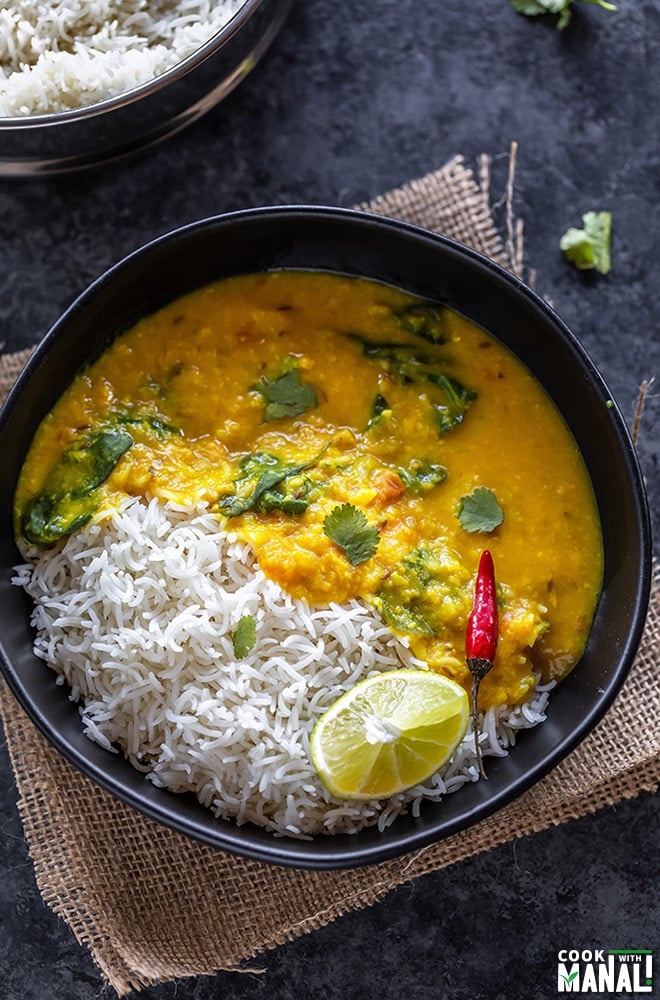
[310,669,469,800]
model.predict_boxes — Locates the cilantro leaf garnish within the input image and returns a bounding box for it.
[560,212,612,274]
[458,487,504,534]
[251,368,317,422]
[323,503,380,566]
[510,0,615,30]
[232,615,256,659]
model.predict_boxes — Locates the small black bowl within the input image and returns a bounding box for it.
[0,207,652,869]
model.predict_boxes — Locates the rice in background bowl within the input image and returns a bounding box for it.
[0,0,246,117]
[0,0,292,175]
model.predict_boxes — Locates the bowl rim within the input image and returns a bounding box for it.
[0,0,263,128]
[0,205,653,869]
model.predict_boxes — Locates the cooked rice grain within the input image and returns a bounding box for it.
[0,0,245,117]
[14,497,554,837]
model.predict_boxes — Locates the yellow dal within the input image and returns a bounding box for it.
[16,271,603,709]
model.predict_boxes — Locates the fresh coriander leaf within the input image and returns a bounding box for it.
[511,0,563,10]
[251,368,317,422]
[232,615,256,659]
[458,487,504,534]
[510,0,572,25]
[323,503,380,566]
[560,211,612,274]
[510,0,615,29]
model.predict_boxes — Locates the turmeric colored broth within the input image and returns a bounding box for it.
[16,271,603,709]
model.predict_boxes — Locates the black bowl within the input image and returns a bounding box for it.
[0,207,652,869]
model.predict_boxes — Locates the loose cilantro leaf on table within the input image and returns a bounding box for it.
[251,368,317,422]
[232,615,256,659]
[458,487,504,534]
[510,0,615,30]
[560,212,612,274]
[323,503,380,566]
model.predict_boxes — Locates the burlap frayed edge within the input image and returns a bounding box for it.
[0,151,657,996]
[1,566,658,995]
[358,149,521,275]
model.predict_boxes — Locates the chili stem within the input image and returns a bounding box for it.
[472,674,487,780]
[465,550,498,781]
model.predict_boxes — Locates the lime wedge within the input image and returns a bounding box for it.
[310,670,469,800]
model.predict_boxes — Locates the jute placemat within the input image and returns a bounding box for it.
[0,154,658,996]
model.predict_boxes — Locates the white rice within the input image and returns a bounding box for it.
[13,496,555,838]
[0,0,245,117]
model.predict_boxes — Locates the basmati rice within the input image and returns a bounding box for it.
[0,0,245,117]
[14,497,555,838]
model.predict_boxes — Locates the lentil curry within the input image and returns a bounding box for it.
[15,271,603,711]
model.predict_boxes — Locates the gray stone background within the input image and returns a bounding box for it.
[0,1,658,998]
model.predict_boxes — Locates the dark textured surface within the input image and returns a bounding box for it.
[0,1,658,998]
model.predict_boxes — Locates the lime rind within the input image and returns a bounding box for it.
[309,669,469,800]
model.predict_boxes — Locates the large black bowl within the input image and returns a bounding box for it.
[0,207,652,869]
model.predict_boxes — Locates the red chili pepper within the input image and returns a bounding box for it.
[466,549,498,779]
[466,550,499,663]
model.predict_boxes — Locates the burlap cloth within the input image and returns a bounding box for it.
[0,155,658,996]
